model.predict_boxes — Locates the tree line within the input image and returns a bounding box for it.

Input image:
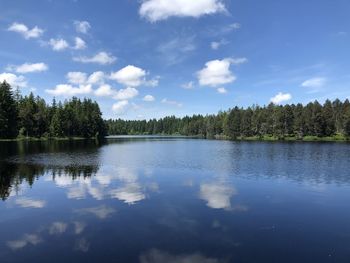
[0,81,106,139]
[106,99,350,140]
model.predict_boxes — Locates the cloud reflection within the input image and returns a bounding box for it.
[7,234,42,250]
[15,198,46,208]
[76,205,116,219]
[49,222,68,235]
[140,249,222,263]
[110,183,145,204]
[199,182,236,209]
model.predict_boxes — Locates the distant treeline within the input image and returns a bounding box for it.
[106,99,350,140]
[0,81,106,139]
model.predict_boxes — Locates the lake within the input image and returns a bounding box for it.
[0,137,350,263]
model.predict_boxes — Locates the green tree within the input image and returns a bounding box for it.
[0,81,18,138]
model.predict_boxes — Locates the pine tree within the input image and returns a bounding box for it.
[0,81,18,138]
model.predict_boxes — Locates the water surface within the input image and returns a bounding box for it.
[0,138,350,262]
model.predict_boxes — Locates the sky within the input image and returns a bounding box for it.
[0,0,349,119]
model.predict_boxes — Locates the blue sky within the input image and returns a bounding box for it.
[0,0,349,119]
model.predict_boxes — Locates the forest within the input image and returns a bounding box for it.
[106,99,350,140]
[1,81,350,141]
[0,81,106,139]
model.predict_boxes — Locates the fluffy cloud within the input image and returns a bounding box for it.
[66,72,87,85]
[73,37,87,50]
[74,20,91,34]
[197,58,247,87]
[49,38,69,51]
[301,77,327,93]
[95,84,115,97]
[46,84,92,96]
[73,52,116,65]
[9,63,48,74]
[161,98,182,107]
[139,0,226,22]
[8,22,44,39]
[270,92,292,104]
[217,87,227,94]
[88,71,105,84]
[110,65,146,87]
[0,73,27,87]
[143,95,155,102]
[113,87,139,100]
[112,100,129,115]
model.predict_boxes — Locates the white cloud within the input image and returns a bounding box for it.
[211,41,220,50]
[197,58,242,87]
[0,73,27,87]
[139,0,226,22]
[301,77,326,88]
[9,63,48,74]
[74,20,91,34]
[225,23,241,31]
[161,98,182,107]
[88,71,105,84]
[49,38,69,51]
[73,52,116,65]
[15,198,46,208]
[270,92,292,104]
[45,84,92,96]
[181,81,194,89]
[110,65,146,87]
[73,37,87,50]
[8,22,44,39]
[113,87,139,100]
[143,95,155,102]
[217,87,227,94]
[66,72,87,85]
[112,100,129,115]
[95,84,115,97]
[157,37,196,65]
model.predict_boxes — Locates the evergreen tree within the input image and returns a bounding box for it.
[0,81,18,138]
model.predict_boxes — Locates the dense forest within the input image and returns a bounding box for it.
[0,81,106,139]
[106,99,350,140]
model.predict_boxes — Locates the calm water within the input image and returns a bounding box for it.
[0,137,350,263]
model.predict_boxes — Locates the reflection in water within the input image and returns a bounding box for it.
[15,198,46,208]
[76,205,116,219]
[7,234,42,251]
[140,249,223,263]
[75,238,90,253]
[199,182,236,210]
[49,222,68,235]
[110,183,146,204]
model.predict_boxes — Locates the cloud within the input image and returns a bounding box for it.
[8,22,44,39]
[49,222,68,235]
[139,0,226,22]
[161,98,182,107]
[210,39,228,50]
[181,81,194,89]
[74,20,91,34]
[9,63,48,74]
[77,205,115,219]
[217,87,227,94]
[270,92,292,104]
[73,37,87,50]
[49,38,69,51]
[73,52,116,65]
[66,72,87,85]
[95,84,115,96]
[7,234,42,250]
[157,36,196,65]
[140,249,222,263]
[200,182,236,209]
[87,71,105,84]
[15,198,46,208]
[110,65,146,87]
[143,95,155,102]
[112,100,129,115]
[113,87,139,100]
[45,84,92,96]
[197,58,247,87]
[0,72,27,87]
[301,77,327,93]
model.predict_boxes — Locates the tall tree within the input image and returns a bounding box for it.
[0,81,18,138]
